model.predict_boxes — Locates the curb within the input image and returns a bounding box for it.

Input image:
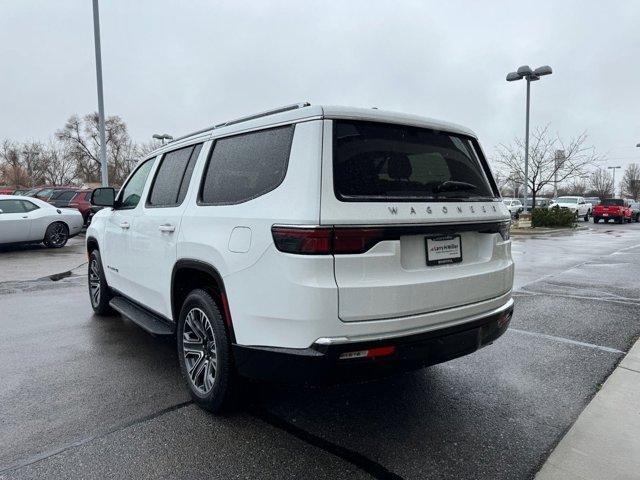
[535,336,640,479]
[511,226,588,236]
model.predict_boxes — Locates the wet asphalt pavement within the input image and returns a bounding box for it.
[1,221,639,479]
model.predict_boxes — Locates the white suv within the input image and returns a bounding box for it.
[87,104,514,412]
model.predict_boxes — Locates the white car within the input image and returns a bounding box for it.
[87,104,514,412]
[550,196,592,221]
[502,198,524,217]
[0,195,83,247]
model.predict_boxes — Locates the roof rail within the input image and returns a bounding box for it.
[169,102,311,144]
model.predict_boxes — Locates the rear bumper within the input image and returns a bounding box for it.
[233,299,513,384]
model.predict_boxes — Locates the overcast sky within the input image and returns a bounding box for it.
[1,0,639,185]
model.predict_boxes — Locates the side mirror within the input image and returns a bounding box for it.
[91,187,116,207]
[0,209,3,214]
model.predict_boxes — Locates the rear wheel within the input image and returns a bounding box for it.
[43,222,68,248]
[177,289,236,413]
[636,214,640,223]
[88,250,113,315]
[593,217,600,223]
[584,211,590,222]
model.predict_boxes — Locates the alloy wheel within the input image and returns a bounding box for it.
[49,224,67,247]
[182,308,217,395]
[89,258,101,307]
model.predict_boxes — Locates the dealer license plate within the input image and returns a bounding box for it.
[425,235,462,266]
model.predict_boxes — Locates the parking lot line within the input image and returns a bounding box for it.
[509,328,625,355]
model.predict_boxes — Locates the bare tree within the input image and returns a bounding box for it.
[41,140,77,186]
[621,163,640,200]
[589,168,614,199]
[494,125,599,206]
[562,177,588,196]
[21,141,46,186]
[56,112,139,185]
[0,140,47,187]
[0,140,28,187]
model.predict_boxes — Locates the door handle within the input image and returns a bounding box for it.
[158,223,175,233]
[119,221,130,229]
[22,215,28,219]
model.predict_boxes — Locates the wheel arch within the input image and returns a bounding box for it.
[171,259,236,342]
[86,236,100,254]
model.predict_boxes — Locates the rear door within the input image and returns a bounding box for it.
[102,158,156,293]
[128,143,204,318]
[321,119,512,322]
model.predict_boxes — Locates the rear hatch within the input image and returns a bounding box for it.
[321,118,512,322]
[595,199,624,217]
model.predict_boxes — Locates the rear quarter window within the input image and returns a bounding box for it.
[199,125,294,205]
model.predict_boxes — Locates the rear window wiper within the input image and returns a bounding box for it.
[434,181,477,193]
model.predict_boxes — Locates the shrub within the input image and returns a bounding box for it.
[531,206,576,228]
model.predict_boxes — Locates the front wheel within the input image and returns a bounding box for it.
[43,222,68,248]
[177,289,236,413]
[635,214,640,223]
[593,217,600,224]
[88,250,114,315]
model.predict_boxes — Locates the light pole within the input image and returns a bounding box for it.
[152,134,174,145]
[506,65,553,210]
[92,0,108,187]
[608,166,621,197]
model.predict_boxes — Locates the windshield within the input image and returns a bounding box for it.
[333,120,496,201]
[556,197,578,204]
[601,199,624,206]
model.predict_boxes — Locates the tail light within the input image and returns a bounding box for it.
[271,227,333,254]
[498,221,511,241]
[272,226,385,255]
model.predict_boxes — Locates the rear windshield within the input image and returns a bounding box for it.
[333,120,496,202]
[601,199,624,206]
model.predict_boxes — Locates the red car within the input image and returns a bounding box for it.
[67,189,94,224]
[592,199,633,224]
[0,187,15,195]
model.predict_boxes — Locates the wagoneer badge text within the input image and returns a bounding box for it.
[388,204,498,216]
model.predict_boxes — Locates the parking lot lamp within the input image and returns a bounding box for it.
[92,0,108,187]
[506,65,553,209]
[608,166,621,196]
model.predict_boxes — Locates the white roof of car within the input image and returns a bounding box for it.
[148,103,478,157]
[0,194,51,208]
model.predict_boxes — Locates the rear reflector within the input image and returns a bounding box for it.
[339,346,396,360]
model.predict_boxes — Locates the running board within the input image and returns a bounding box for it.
[109,296,175,335]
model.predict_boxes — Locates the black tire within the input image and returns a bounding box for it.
[604,218,609,223]
[88,250,114,315]
[636,214,640,223]
[584,211,590,222]
[177,289,236,413]
[43,222,68,248]
[593,217,600,223]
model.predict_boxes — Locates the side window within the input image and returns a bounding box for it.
[200,125,294,205]
[57,191,77,202]
[21,200,39,212]
[147,143,203,207]
[118,158,156,209]
[0,199,27,213]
